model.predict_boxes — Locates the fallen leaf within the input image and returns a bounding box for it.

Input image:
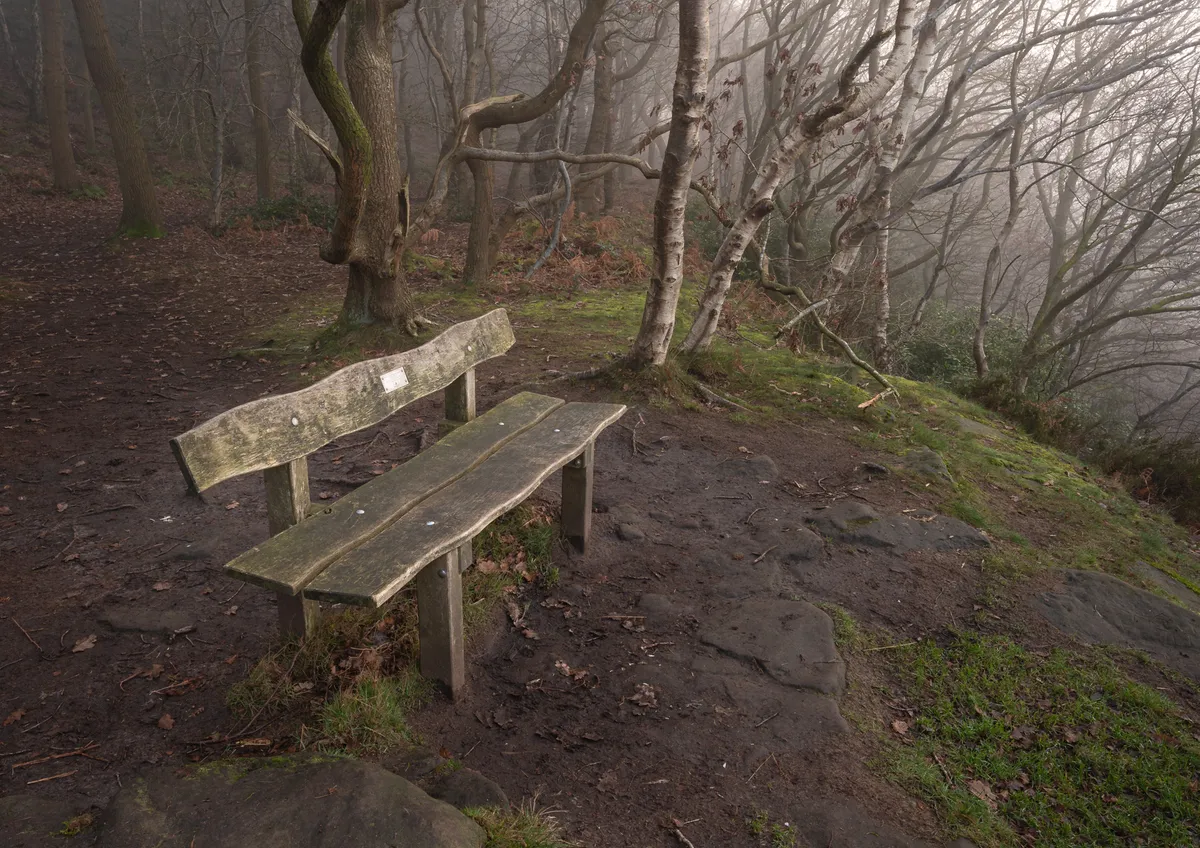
[0,506,11,515]
[63,553,79,562]
[235,738,272,749]
[146,663,164,679]
[967,779,998,810]
[318,491,333,500]
[152,581,171,592]
[224,501,240,510]
[56,502,68,513]
[738,446,751,453]
[3,708,25,726]
[225,605,238,616]
[521,628,539,640]
[72,634,97,652]
[224,654,239,665]
[628,682,659,708]
[505,599,525,629]
[158,713,175,730]
[1063,728,1080,743]
[891,719,909,735]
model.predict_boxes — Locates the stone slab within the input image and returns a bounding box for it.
[95,755,485,848]
[1036,569,1200,683]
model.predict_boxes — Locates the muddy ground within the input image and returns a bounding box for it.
[1,179,1099,847]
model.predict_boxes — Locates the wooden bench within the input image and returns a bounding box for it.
[169,309,624,697]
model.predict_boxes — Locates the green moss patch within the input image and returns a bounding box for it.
[885,633,1200,847]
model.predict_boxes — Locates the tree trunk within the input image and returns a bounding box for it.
[681,1,919,354]
[70,0,163,236]
[28,0,44,122]
[343,0,415,329]
[461,128,494,288]
[39,0,77,190]
[79,61,95,152]
[974,114,1024,378]
[245,0,273,202]
[629,0,708,367]
[135,0,160,140]
[579,24,612,216]
[601,110,616,213]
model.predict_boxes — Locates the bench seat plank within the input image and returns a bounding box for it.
[303,402,627,607]
[225,392,565,595]
[171,309,515,493]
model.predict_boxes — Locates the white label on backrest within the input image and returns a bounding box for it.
[380,366,409,393]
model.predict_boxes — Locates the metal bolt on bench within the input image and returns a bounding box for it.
[168,309,625,698]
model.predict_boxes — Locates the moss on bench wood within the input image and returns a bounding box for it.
[225,392,564,595]
[171,309,515,493]
[304,402,626,606]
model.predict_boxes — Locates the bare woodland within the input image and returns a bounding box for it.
[8,0,1200,456]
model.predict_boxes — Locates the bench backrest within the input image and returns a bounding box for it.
[170,309,515,494]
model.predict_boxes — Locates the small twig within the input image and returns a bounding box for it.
[221,583,245,604]
[865,641,919,652]
[12,743,99,769]
[932,752,953,785]
[696,381,751,412]
[20,701,64,733]
[754,712,779,728]
[81,503,137,517]
[748,751,776,783]
[744,508,762,524]
[11,617,45,655]
[26,770,77,785]
[753,546,778,564]
[674,828,697,848]
[0,656,26,672]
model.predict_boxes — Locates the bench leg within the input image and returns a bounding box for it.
[417,549,465,699]
[458,538,474,573]
[277,592,318,639]
[561,441,595,553]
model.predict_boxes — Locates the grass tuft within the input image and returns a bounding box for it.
[317,672,432,753]
[465,800,577,848]
[885,632,1200,847]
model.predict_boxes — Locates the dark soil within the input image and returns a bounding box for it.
[0,160,1046,848]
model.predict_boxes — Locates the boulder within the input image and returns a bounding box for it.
[901,447,952,481]
[0,794,95,847]
[95,754,485,848]
[789,796,939,848]
[427,768,509,810]
[99,605,194,636]
[700,599,845,696]
[722,455,780,483]
[1036,569,1200,683]
[804,502,988,554]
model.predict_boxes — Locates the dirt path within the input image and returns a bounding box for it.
[0,190,998,847]
[0,189,345,804]
[412,409,990,847]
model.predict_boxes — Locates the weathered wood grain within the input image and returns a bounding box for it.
[263,458,318,637]
[225,392,564,594]
[303,402,627,607]
[417,549,464,698]
[561,441,594,552]
[171,309,515,492]
[443,367,477,569]
[444,368,476,429]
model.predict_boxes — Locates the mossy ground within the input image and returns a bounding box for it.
[226,504,560,756]
[229,221,1200,845]
[881,633,1200,848]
